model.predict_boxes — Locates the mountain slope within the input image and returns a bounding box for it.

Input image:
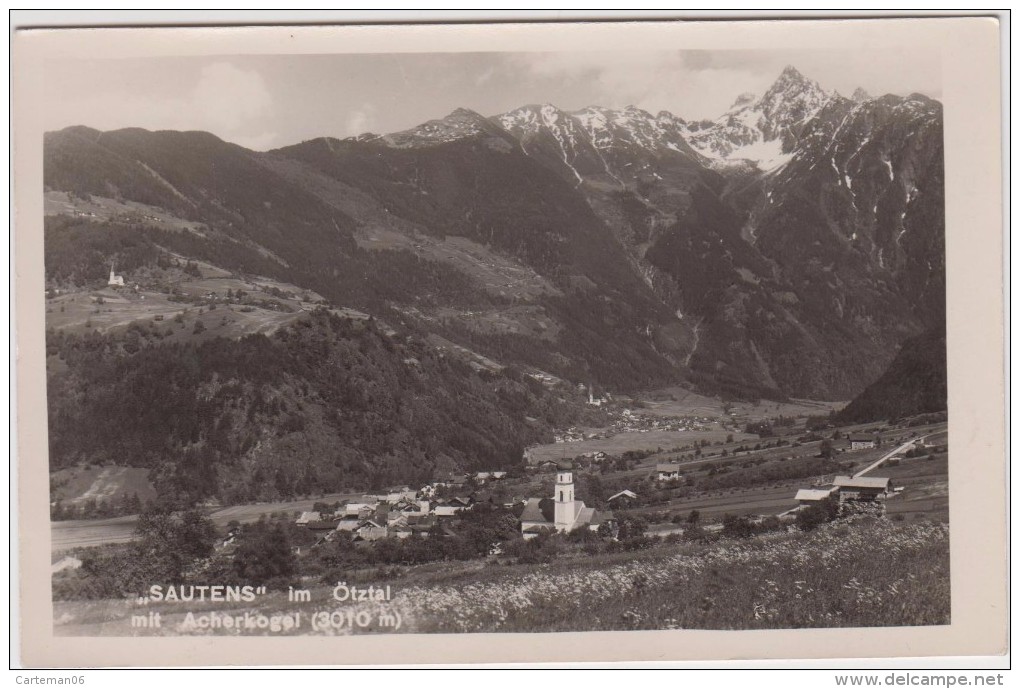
[834,327,947,423]
[270,119,693,390]
[42,65,946,402]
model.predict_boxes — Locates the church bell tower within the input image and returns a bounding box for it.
[554,471,578,531]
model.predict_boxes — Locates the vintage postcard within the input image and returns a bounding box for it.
[13,16,1006,667]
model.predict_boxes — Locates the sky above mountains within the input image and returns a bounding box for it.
[42,49,940,151]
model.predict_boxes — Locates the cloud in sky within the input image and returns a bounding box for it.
[43,49,939,149]
[513,49,940,120]
[344,104,376,137]
[44,60,278,149]
[190,62,274,136]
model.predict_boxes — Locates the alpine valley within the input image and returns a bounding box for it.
[43,66,946,500]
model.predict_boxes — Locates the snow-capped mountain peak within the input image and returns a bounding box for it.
[681,65,837,170]
[852,87,872,103]
[383,107,502,148]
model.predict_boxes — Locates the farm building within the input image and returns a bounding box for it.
[607,489,638,507]
[353,520,388,542]
[434,504,465,518]
[343,499,380,517]
[305,520,337,533]
[848,433,878,450]
[794,487,838,504]
[833,475,891,502]
[295,511,321,525]
[334,518,361,532]
[655,463,681,481]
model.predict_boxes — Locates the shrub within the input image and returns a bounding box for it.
[796,497,840,531]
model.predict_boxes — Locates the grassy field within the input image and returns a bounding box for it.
[51,466,156,505]
[526,429,757,465]
[52,515,950,635]
[881,455,949,523]
[44,191,206,234]
[45,288,309,339]
[629,386,844,423]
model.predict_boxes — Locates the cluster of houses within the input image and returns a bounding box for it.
[550,410,709,445]
[295,473,508,542]
[529,454,607,472]
[611,409,711,434]
[293,468,636,545]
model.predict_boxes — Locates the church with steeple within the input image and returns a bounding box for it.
[519,470,614,538]
[107,264,125,287]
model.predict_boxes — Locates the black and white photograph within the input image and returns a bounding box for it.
[12,14,1006,667]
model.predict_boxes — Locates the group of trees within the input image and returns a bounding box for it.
[55,506,304,600]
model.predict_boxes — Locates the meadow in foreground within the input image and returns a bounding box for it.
[54,514,949,635]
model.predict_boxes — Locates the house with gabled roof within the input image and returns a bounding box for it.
[305,520,337,533]
[655,463,681,481]
[607,489,638,506]
[296,511,321,525]
[794,486,838,504]
[848,433,879,450]
[335,517,361,532]
[833,475,891,502]
[353,519,388,542]
[343,498,380,516]
[434,504,465,518]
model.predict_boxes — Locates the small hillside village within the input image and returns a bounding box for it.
[550,408,712,444]
[287,468,623,546]
[289,430,906,550]
[289,471,512,545]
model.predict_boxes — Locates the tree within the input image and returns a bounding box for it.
[819,439,835,459]
[721,514,756,539]
[132,506,217,583]
[796,497,840,531]
[232,519,296,586]
[583,475,607,508]
[616,515,647,540]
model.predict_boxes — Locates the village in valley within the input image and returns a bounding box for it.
[276,406,944,548]
[49,385,949,636]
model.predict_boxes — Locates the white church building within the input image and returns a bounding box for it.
[519,471,613,538]
[107,265,125,287]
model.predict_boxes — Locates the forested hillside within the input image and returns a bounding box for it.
[834,327,947,423]
[47,310,595,504]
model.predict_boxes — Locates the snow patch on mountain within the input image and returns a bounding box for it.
[683,65,835,172]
